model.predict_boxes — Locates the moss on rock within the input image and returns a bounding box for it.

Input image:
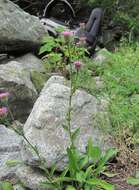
[31,71,48,92]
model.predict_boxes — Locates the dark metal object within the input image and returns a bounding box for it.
[11,0,76,24]
[43,0,75,18]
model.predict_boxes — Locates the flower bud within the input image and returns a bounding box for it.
[62,31,73,42]
[0,92,9,104]
[73,61,82,70]
[0,107,8,116]
[0,92,9,99]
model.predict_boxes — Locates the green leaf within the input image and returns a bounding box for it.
[103,149,117,162]
[87,178,115,190]
[6,160,22,167]
[87,138,102,163]
[67,147,79,177]
[39,36,57,54]
[127,177,139,185]
[60,167,69,178]
[66,185,76,190]
[55,26,66,33]
[0,182,14,190]
[41,36,54,43]
[52,177,72,183]
[48,53,62,62]
[50,164,56,176]
[84,184,92,190]
[41,181,57,189]
[95,148,117,175]
[71,128,80,142]
[39,44,53,54]
[79,155,88,169]
[91,146,102,163]
[92,147,101,162]
[102,172,118,178]
[87,138,93,157]
[76,171,85,182]
[85,164,94,178]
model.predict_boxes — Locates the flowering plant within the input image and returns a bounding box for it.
[40,32,116,190]
[39,29,87,75]
[74,60,82,70]
[2,31,116,190]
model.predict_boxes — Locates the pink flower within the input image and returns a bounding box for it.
[0,107,8,116]
[62,31,73,37]
[73,61,82,70]
[0,92,9,99]
[62,31,73,42]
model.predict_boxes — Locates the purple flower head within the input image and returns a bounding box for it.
[0,107,8,116]
[62,31,73,37]
[62,31,73,42]
[73,61,82,70]
[0,92,9,99]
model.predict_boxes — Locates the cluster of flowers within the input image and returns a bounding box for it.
[62,31,82,70]
[0,92,9,117]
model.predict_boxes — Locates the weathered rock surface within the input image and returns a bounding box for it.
[23,76,113,170]
[13,184,25,190]
[0,125,21,181]
[94,48,111,63]
[15,53,45,73]
[0,54,46,121]
[16,166,47,190]
[0,0,45,54]
[43,75,68,89]
[0,61,37,121]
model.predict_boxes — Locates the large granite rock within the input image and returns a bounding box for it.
[0,0,45,54]
[0,125,21,181]
[23,76,113,170]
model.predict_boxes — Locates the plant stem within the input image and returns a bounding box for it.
[67,43,74,148]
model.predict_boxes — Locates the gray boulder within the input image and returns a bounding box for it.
[23,76,113,170]
[0,54,47,121]
[0,60,37,121]
[0,0,45,54]
[0,125,21,181]
[15,53,45,73]
[15,53,48,93]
